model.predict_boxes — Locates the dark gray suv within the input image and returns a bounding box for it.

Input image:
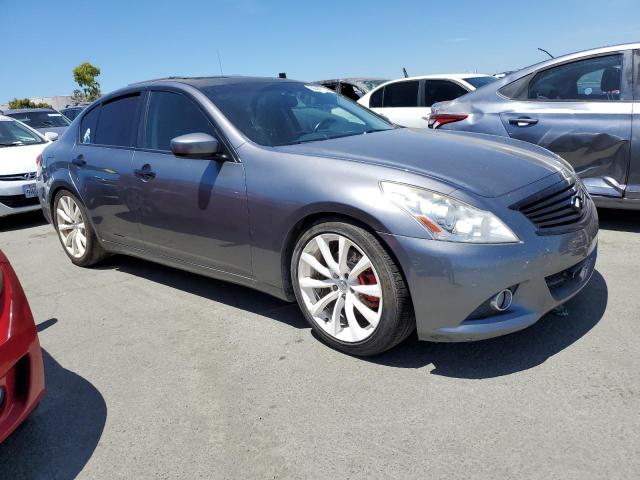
[37,77,598,355]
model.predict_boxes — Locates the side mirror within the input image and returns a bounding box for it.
[170,133,221,158]
[44,132,59,142]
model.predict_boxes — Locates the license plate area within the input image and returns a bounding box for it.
[22,183,37,198]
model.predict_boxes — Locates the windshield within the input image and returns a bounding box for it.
[0,119,44,147]
[201,81,393,147]
[6,111,71,128]
[463,76,498,89]
[357,79,389,92]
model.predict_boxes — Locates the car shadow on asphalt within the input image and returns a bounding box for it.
[0,210,47,232]
[99,255,308,329]
[0,321,107,480]
[367,270,608,378]
[597,208,640,233]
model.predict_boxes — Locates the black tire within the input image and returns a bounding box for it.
[291,221,414,356]
[52,190,107,267]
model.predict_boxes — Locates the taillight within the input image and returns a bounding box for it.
[428,113,469,129]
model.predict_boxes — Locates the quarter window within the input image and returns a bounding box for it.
[79,106,100,144]
[381,81,419,107]
[528,54,623,101]
[94,94,141,147]
[423,80,468,107]
[142,91,215,151]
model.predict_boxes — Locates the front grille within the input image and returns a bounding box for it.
[0,195,40,208]
[512,177,589,234]
[0,172,37,181]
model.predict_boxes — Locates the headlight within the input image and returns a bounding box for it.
[381,181,519,243]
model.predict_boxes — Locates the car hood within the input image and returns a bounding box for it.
[0,143,47,175]
[34,126,67,137]
[275,128,566,197]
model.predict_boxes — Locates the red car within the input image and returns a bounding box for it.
[0,249,45,443]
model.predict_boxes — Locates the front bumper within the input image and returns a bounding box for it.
[380,200,598,342]
[0,180,41,218]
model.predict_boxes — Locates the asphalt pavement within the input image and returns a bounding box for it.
[0,208,638,479]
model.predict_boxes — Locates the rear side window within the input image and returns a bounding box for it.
[382,81,419,107]
[142,91,215,151]
[423,80,468,107]
[527,54,623,101]
[369,87,383,108]
[79,106,100,144]
[94,94,142,147]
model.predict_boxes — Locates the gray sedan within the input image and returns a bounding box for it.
[429,42,640,210]
[37,77,597,355]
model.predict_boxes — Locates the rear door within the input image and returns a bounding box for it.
[131,89,251,276]
[370,80,427,128]
[72,93,144,246]
[500,52,633,198]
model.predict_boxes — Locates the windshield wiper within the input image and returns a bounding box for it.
[0,142,25,147]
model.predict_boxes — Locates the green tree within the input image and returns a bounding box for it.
[72,62,101,102]
[8,98,52,109]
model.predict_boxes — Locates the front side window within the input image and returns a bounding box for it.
[79,106,100,144]
[5,111,70,128]
[202,82,392,147]
[528,54,623,101]
[424,80,468,107]
[382,81,420,107]
[142,91,216,151]
[94,94,141,147]
[369,87,383,108]
[0,120,44,147]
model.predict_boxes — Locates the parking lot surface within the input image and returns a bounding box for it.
[0,209,638,479]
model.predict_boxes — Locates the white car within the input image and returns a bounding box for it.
[358,74,497,128]
[0,115,58,217]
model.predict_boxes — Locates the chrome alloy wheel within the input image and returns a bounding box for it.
[56,195,87,258]
[297,233,383,342]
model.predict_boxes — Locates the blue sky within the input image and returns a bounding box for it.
[2,0,639,100]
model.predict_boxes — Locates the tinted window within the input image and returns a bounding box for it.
[5,111,70,128]
[79,106,100,144]
[382,81,419,107]
[202,82,391,147]
[424,80,468,107]
[94,94,141,147]
[528,54,623,101]
[463,76,498,89]
[369,87,383,108]
[142,91,216,151]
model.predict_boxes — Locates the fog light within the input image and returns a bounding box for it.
[490,289,513,312]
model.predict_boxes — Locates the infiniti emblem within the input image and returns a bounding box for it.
[571,195,583,211]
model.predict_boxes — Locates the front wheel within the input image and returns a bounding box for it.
[53,190,107,267]
[291,221,414,356]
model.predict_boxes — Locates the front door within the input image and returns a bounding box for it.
[500,52,633,198]
[371,79,428,128]
[131,90,252,277]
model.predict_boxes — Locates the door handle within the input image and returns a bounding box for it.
[509,117,539,127]
[72,154,86,167]
[134,164,156,181]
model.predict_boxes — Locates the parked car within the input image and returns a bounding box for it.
[1,115,57,217]
[313,78,389,102]
[429,42,640,209]
[358,74,497,128]
[0,248,45,442]
[3,108,71,137]
[38,76,597,355]
[60,105,87,121]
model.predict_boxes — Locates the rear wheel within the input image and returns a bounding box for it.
[291,221,414,356]
[53,190,106,267]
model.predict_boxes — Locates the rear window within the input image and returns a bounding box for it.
[94,94,142,147]
[382,81,419,107]
[463,76,497,89]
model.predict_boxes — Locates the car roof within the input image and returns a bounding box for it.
[128,75,303,89]
[3,108,56,114]
[394,73,492,81]
[315,77,389,83]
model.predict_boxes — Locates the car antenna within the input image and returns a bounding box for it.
[537,48,554,59]
[402,68,409,78]
[217,50,224,75]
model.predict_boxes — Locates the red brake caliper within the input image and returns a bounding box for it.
[357,271,380,309]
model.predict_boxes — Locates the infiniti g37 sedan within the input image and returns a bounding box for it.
[36,77,598,356]
[430,42,640,210]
